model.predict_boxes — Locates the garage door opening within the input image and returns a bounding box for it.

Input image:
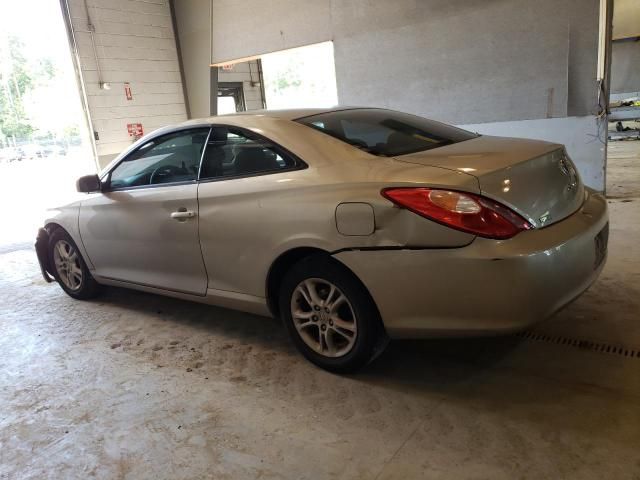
[216,60,265,114]
[261,41,338,110]
[0,0,94,248]
[607,0,640,198]
[217,82,246,115]
[212,41,338,114]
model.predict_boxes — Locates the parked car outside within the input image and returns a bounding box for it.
[0,147,25,162]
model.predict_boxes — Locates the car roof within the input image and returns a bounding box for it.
[181,106,365,125]
[221,108,334,120]
[99,107,368,176]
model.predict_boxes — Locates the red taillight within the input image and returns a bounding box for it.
[381,188,532,239]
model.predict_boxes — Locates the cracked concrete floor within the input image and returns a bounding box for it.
[1,143,640,479]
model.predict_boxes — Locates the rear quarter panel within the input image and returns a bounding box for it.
[196,121,479,297]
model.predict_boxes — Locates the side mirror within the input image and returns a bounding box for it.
[76,174,102,193]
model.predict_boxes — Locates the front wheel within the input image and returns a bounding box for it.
[48,228,100,300]
[279,255,384,373]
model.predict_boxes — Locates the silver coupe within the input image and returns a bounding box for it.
[35,108,609,372]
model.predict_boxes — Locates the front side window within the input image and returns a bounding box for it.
[109,128,209,189]
[199,127,297,180]
[295,108,477,157]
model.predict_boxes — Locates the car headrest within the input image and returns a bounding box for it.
[385,131,410,153]
[200,145,226,178]
[210,127,228,144]
[234,148,279,175]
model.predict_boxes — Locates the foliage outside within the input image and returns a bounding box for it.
[0,35,80,148]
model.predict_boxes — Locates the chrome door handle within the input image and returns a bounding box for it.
[171,210,196,220]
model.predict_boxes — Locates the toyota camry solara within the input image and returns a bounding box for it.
[35,107,609,372]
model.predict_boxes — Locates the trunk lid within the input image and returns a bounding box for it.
[393,135,584,228]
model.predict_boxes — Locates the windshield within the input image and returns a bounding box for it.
[295,108,477,157]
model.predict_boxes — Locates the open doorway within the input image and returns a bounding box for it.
[606,0,640,198]
[211,41,338,114]
[215,60,265,114]
[0,0,94,248]
[217,82,246,114]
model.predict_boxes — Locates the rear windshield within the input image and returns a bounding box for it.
[295,108,477,157]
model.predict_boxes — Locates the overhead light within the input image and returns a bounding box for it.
[99,82,111,90]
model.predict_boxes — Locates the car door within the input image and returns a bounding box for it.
[79,128,210,295]
[197,126,304,295]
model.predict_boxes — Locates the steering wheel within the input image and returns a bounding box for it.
[149,164,184,184]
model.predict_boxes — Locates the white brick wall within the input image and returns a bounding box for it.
[67,0,187,167]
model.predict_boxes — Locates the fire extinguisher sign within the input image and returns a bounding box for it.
[124,82,133,100]
[127,123,143,138]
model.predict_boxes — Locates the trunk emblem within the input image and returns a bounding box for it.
[539,212,550,226]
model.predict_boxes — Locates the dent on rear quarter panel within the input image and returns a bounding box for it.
[195,115,480,297]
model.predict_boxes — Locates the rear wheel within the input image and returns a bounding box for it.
[279,255,383,373]
[48,228,100,300]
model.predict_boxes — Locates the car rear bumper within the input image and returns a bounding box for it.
[334,190,609,339]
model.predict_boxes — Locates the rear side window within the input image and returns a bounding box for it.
[295,109,477,157]
[199,127,298,180]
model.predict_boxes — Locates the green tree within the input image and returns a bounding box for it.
[0,36,36,140]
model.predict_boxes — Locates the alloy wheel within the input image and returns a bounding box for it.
[290,278,358,357]
[52,240,83,291]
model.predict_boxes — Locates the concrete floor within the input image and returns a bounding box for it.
[1,143,639,479]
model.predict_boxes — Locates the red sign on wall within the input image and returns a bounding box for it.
[124,82,133,100]
[127,123,143,138]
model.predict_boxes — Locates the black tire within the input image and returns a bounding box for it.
[48,227,100,300]
[279,254,384,373]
